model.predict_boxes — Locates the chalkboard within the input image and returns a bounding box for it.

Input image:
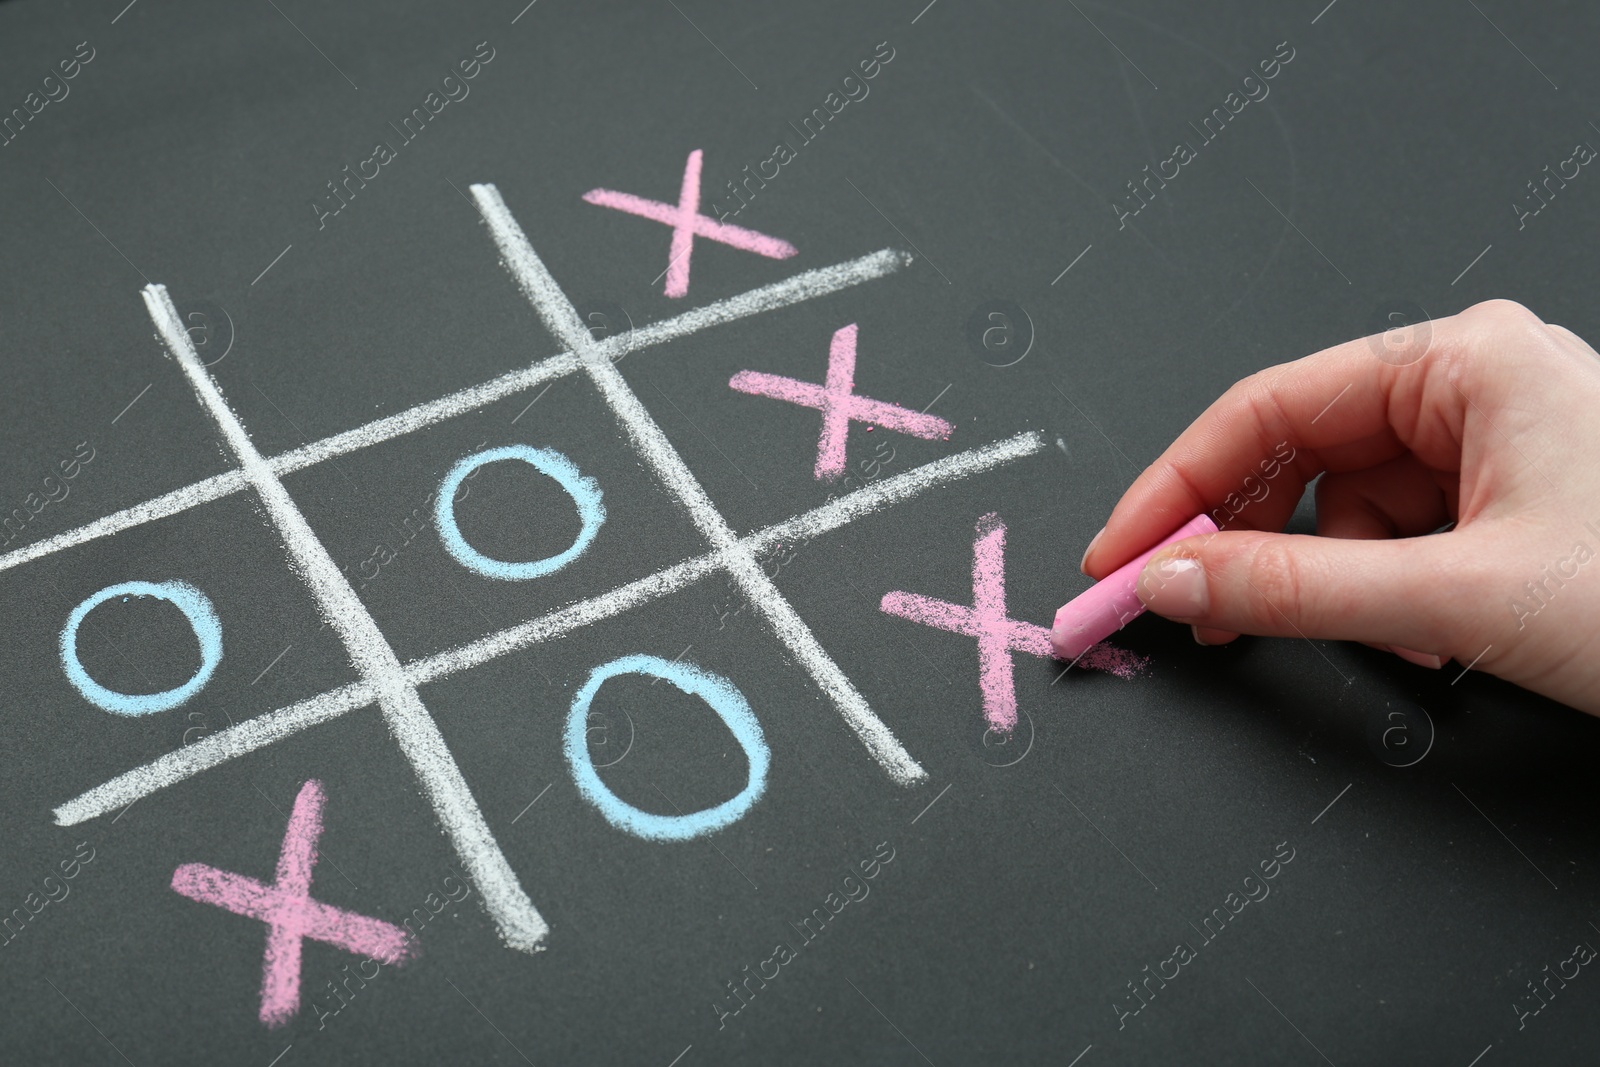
[3,0,1599,1063]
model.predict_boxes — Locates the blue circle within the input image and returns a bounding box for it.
[435,445,605,581]
[564,655,769,841]
[60,580,223,716]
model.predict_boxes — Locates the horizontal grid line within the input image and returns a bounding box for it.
[53,432,1044,825]
[0,250,910,579]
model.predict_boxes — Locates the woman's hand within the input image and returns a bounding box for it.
[1082,299,1600,716]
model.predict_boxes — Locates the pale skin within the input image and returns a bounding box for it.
[1080,299,1600,717]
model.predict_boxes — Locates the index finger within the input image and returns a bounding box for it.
[1080,321,1453,579]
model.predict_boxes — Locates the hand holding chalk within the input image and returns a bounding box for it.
[1078,299,1600,717]
[1051,513,1217,661]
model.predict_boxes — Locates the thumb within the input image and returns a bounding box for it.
[1134,530,1485,656]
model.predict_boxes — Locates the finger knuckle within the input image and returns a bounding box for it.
[1440,299,1570,382]
[1461,300,1552,356]
[1212,372,1265,422]
[1243,539,1306,629]
[1210,374,1299,465]
[1463,297,1542,327]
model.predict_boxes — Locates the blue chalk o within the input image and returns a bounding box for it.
[60,580,222,716]
[435,445,604,580]
[564,654,769,841]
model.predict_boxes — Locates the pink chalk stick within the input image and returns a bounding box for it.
[1050,513,1219,661]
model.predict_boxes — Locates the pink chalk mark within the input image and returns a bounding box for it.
[582,149,797,298]
[170,780,411,1027]
[729,323,956,480]
[1076,642,1150,679]
[881,514,1034,731]
[881,514,1146,732]
[665,148,702,299]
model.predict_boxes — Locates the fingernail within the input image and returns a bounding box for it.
[1138,552,1208,618]
[1078,526,1105,575]
[1387,645,1443,670]
[1191,624,1210,646]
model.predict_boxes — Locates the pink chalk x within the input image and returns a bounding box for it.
[879,511,1147,733]
[170,779,412,1027]
[582,149,797,299]
[730,323,954,481]
[1051,513,1218,661]
[881,513,1043,733]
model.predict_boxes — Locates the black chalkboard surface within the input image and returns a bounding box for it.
[3,0,1599,1063]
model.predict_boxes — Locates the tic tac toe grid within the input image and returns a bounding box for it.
[16,182,1044,952]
